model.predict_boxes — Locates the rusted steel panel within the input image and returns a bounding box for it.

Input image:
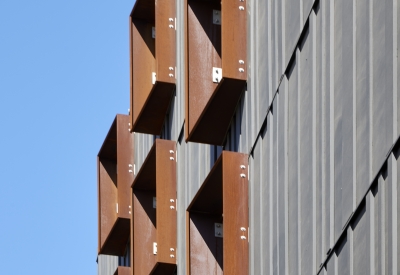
[132,139,177,274]
[155,0,176,83]
[98,158,118,253]
[222,151,249,275]
[187,0,221,136]
[189,213,223,275]
[221,0,247,79]
[117,115,133,218]
[131,18,156,132]
[114,266,131,275]
[185,0,247,145]
[156,140,177,265]
[133,190,157,275]
[130,0,176,135]
[187,151,249,275]
[98,115,133,256]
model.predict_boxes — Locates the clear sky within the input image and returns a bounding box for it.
[0,0,134,273]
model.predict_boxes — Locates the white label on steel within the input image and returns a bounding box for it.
[152,72,156,84]
[212,67,222,83]
[153,242,157,255]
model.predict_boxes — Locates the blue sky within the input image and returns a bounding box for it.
[0,0,134,273]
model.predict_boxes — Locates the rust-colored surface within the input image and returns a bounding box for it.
[98,158,118,253]
[132,139,177,274]
[117,115,134,219]
[98,115,133,256]
[130,0,176,135]
[221,0,247,79]
[155,0,176,83]
[155,140,177,266]
[131,18,156,133]
[222,151,248,275]
[185,0,247,145]
[187,0,221,137]
[187,151,249,275]
[133,190,157,275]
[114,266,131,275]
[189,213,223,275]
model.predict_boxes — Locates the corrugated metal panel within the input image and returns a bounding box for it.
[97,255,118,275]
[244,0,399,273]
[318,149,399,274]
[133,132,154,174]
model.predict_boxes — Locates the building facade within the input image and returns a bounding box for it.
[98,0,400,274]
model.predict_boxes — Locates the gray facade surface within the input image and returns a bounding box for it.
[99,0,399,273]
[98,254,118,275]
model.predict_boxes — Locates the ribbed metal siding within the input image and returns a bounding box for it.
[133,132,154,173]
[242,0,399,273]
[97,255,118,275]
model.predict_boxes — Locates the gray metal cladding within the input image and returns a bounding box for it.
[133,132,154,174]
[317,150,400,274]
[97,255,118,275]
[243,0,399,273]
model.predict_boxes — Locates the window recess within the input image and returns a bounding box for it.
[98,115,134,256]
[130,0,176,135]
[185,0,247,145]
[187,151,249,275]
[131,139,177,275]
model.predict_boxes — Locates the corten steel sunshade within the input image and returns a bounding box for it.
[185,0,247,145]
[129,0,176,135]
[98,114,134,256]
[186,151,249,275]
[131,139,177,275]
